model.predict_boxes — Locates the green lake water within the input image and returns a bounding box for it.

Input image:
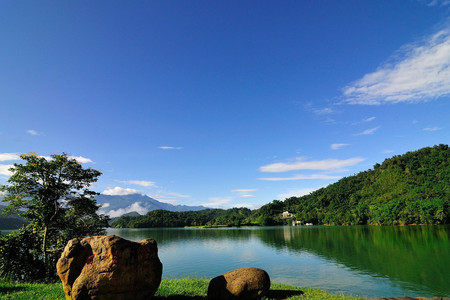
[106,225,449,298]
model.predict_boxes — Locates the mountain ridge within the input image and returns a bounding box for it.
[95,193,206,217]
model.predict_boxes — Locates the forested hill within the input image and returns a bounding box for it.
[251,144,449,226]
[111,208,253,228]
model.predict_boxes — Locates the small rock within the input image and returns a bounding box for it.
[57,235,162,300]
[207,267,270,300]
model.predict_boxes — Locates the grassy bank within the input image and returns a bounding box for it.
[0,278,360,299]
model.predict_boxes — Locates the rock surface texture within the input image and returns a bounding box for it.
[56,235,162,300]
[207,267,270,300]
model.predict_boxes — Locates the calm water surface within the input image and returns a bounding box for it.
[106,225,450,298]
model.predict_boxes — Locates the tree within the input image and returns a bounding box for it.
[0,153,109,280]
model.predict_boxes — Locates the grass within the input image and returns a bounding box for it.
[0,278,361,300]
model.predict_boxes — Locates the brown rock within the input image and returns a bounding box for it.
[56,235,162,300]
[207,267,270,300]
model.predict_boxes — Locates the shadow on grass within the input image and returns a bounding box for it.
[153,289,304,300]
[153,297,207,300]
[266,289,304,299]
[0,285,29,294]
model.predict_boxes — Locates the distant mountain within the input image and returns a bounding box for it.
[0,204,28,230]
[95,193,206,217]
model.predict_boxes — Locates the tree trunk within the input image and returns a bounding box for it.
[42,225,48,269]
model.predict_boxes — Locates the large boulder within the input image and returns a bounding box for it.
[207,267,270,300]
[56,235,162,300]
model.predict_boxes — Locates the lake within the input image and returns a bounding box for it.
[106,225,449,298]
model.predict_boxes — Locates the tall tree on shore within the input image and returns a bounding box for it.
[0,153,109,278]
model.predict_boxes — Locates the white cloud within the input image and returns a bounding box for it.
[258,174,342,181]
[353,117,376,125]
[68,156,93,164]
[353,126,380,136]
[239,194,257,198]
[343,27,450,104]
[27,129,42,135]
[331,143,350,150]
[159,146,183,150]
[102,186,141,196]
[231,189,257,198]
[149,191,190,205]
[259,157,365,173]
[0,164,13,176]
[277,187,322,200]
[231,189,257,193]
[314,107,334,115]
[203,197,233,208]
[27,129,41,136]
[423,126,442,131]
[102,202,148,218]
[426,0,450,7]
[123,180,157,187]
[0,153,19,161]
[364,117,376,122]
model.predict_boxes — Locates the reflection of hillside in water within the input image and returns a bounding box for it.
[108,225,450,296]
[108,227,255,244]
[254,225,450,296]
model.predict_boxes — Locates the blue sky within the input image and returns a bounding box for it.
[1,1,449,212]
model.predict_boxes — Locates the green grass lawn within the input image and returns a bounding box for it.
[0,278,360,299]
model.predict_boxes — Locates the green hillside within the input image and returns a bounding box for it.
[251,144,449,226]
[0,205,28,230]
[111,207,253,228]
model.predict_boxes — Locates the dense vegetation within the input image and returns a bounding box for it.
[251,144,449,226]
[113,145,449,228]
[111,207,253,228]
[0,153,108,282]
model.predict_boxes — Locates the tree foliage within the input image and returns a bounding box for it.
[0,153,109,281]
[112,208,252,228]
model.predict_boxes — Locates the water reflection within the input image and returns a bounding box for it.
[107,225,449,297]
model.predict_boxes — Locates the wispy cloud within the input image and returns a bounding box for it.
[102,186,141,196]
[159,146,183,150]
[422,126,442,131]
[331,143,350,150]
[364,116,376,122]
[203,197,233,208]
[26,129,42,136]
[353,126,380,136]
[426,0,450,7]
[122,180,157,187]
[0,153,19,161]
[343,27,450,104]
[258,174,342,181]
[231,189,257,198]
[314,107,334,115]
[352,117,376,125]
[259,157,365,173]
